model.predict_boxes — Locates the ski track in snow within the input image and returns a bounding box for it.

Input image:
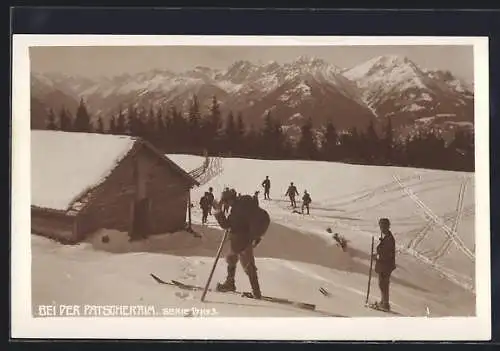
[176,155,475,290]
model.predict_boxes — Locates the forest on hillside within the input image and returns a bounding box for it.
[41,95,474,172]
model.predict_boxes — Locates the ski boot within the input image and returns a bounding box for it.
[216,265,237,293]
[247,270,262,299]
[216,279,236,292]
[371,301,391,312]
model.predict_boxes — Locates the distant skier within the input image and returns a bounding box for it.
[206,187,215,215]
[285,182,299,208]
[230,188,237,200]
[333,233,348,251]
[372,218,397,312]
[301,190,312,215]
[212,194,270,299]
[261,176,271,200]
[326,228,348,251]
[221,187,231,214]
[199,192,211,225]
[253,191,260,206]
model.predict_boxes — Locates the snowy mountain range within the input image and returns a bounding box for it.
[31,54,474,134]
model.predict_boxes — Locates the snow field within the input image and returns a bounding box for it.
[169,155,475,292]
[30,154,476,317]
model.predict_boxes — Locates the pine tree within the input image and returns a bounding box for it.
[321,121,338,161]
[144,106,156,143]
[260,110,275,157]
[96,115,105,133]
[244,124,259,158]
[109,115,117,134]
[137,107,147,137]
[272,118,288,159]
[364,120,380,164]
[162,106,174,151]
[206,96,223,153]
[73,98,91,132]
[383,116,394,164]
[235,112,246,156]
[188,95,202,152]
[340,127,361,162]
[59,107,72,131]
[127,104,143,137]
[46,108,57,130]
[296,118,317,160]
[116,107,126,135]
[170,105,187,152]
[156,107,165,132]
[223,111,236,155]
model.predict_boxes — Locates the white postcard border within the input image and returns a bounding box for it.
[11,35,491,341]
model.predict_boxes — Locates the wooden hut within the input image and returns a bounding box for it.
[31,130,199,243]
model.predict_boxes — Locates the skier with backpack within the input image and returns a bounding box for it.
[212,192,271,299]
[301,190,312,215]
[285,182,299,208]
[261,176,271,200]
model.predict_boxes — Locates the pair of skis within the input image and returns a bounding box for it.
[153,228,316,312]
[150,273,316,311]
[154,229,397,315]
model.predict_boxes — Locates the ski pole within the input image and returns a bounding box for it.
[365,236,375,306]
[201,229,229,302]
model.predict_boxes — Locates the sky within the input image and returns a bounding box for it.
[30,45,474,83]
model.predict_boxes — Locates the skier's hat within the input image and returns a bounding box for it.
[378,218,390,226]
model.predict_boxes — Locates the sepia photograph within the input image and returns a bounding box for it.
[11,35,490,340]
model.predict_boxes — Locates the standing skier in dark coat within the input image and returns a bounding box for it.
[373,218,397,311]
[253,191,260,206]
[212,192,270,299]
[221,187,231,215]
[206,187,215,215]
[261,176,271,200]
[285,182,299,208]
[199,192,211,225]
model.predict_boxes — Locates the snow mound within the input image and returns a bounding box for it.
[31,130,136,211]
[86,228,220,255]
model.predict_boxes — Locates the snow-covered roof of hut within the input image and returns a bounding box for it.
[31,130,197,212]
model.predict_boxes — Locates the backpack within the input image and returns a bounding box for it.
[251,207,270,239]
[231,195,270,239]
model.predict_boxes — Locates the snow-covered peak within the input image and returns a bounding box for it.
[31,72,55,87]
[293,55,325,65]
[228,60,257,71]
[424,69,473,94]
[344,55,421,83]
[221,60,261,83]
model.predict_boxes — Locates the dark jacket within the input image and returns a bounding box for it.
[253,195,259,206]
[206,192,215,205]
[262,179,271,190]
[199,196,210,210]
[375,232,396,274]
[221,190,230,202]
[302,193,311,205]
[214,195,270,253]
[286,185,299,197]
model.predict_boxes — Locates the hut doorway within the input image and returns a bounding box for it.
[130,198,150,240]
